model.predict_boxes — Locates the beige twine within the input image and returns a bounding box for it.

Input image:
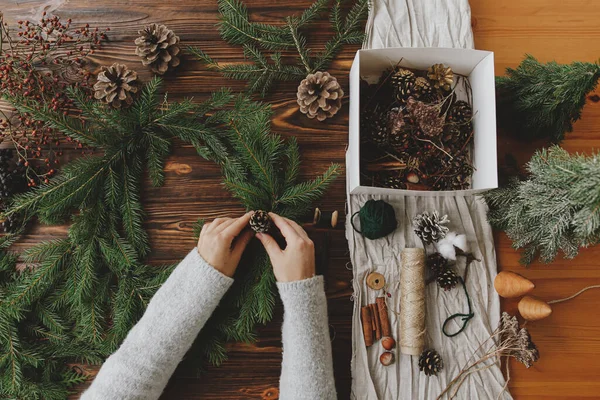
[400,248,427,356]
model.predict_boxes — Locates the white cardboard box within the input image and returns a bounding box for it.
[347,47,498,196]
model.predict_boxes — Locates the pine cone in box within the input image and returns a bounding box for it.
[362,108,389,146]
[441,125,470,152]
[381,173,406,189]
[93,63,139,108]
[391,68,416,102]
[427,64,453,92]
[250,210,271,233]
[135,24,181,75]
[297,71,344,121]
[387,108,412,152]
[433,156,474,191]
[448,100,473,132]
[413,77,436,102]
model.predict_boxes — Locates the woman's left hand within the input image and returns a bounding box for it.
[197,212,254,277]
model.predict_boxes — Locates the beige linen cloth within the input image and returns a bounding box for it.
[347,1,512,399]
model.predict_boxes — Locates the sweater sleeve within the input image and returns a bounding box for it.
[81,248,233,400]
[276,275,337,400]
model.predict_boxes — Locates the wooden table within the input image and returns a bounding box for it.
[2,0,600,398]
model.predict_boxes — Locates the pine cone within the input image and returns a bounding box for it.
[297,71,344,121]
[93,63,139,108]
[135,24,181,75]
[413,77,435,102]
[433,156,473,191]
[427,253,447,277]
[250,210,271,233]
[362,109,389,146]
[406,98,445,138]
[448,100,473,132]
[437,268,459,291]
[418,349,444,376]
[441,125,470,151]
[381,174,406,189]
[427,64,453,92]
[412,211,450,244]
[391,68,416,102]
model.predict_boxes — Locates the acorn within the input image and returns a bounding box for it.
[379,351,395,366]
[381,336,396,351]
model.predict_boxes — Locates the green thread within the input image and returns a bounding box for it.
[351,199,397,240]
[442,277,474,337]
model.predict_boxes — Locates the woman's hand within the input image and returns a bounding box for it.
[256,212,315,282]
[197,212,254,277]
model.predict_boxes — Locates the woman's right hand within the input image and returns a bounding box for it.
[256,212,316,282]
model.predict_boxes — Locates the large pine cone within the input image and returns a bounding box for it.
[297,71,344,121]
[93,63,138,108]
[135,24,181,75]
[427,63,453,92]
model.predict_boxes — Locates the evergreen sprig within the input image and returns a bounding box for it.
[496,55,600,142]
[184,95,340,366]
[189,0,369,96]
[0,79,339,396]
[483,146,600,265]
[0,78,231,398]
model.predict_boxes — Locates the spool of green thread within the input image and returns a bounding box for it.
[351,199,397,239]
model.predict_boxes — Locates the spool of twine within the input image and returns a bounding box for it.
[400,248,426,356]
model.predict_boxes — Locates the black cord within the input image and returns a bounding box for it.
[442,277,474,337]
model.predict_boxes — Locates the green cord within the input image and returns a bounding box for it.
[442,277,474,337]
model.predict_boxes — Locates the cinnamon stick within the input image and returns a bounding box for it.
[370,303,382,340]
[361,306,374,347]
[376,297,392,337]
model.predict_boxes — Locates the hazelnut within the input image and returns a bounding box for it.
[379,351,395,366]
[381,336,396,351]
[406,172,420,183]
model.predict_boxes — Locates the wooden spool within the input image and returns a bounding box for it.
[366,272,386,290]
[494,271,535,298]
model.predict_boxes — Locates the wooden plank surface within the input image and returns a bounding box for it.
[2,0,600,398]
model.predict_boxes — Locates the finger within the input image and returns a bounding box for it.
[214,218,236,234]
[256,232,283,259]
[223,212,253,237]
[208,217,228,232]
[282,217,309,240]
[232,229,254,257]
[200,222,209,236]
[268,212,301,241]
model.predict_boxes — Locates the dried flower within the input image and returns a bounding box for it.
[405,97,445,137]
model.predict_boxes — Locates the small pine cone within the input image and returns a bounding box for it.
[448,100,473,130]
[93,63,139,108]
[297,71,344,122]
[391,68,416,103]
[427,252,447,277]
[441,125,470,151]
[250,210,271,233]
[427,64,453,92]
[381,174,406,190]
[412,210,449,244]
[418,349,444,376]
[135,24,181,75]
[413,77,435,102]
[437,268,459,291]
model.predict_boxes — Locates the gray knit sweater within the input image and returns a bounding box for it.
[81,248,336,400]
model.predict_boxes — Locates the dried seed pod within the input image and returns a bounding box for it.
[494,271,535,298]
